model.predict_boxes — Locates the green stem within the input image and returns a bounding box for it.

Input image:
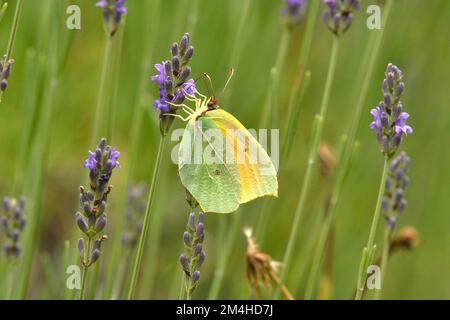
[302,0,393,299]
[304,210,332,300]
[79,238,92,300]
[275,37,339,299]
[0,0,23,103]
[91,35,114,145]
[274,30,290,77]
[5,0,22,61]
[375,228,391,300]
[222,0,253,107]
[13,49,42,194]
[355,156,389,300]
[127,135,166,299]
[106,19,126,143]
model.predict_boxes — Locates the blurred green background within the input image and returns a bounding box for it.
[0,0,449,299]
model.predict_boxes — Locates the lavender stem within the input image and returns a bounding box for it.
[127,136,166,299]
[355,156,389,300]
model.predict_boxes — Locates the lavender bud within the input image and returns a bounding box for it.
[198,212,204,224]
[180,33,190,55]
[196,223,204,238]
[395,82,404,98]
[385,177,392,193]
[198,251,206,268]
[95,214,107,233]
[164,77,173,93]
[381,112,389,129]
[171,43,179,57]
[188,212,195,230]
[164,60,172,77]
[2,197,11,211]
[397,199,407,213]
[172,56,180,72]
[193,243,202,257]
[178,67,191,83]
[183,231,191,247]
[83,202,92,215]
[11,230,19,242]
[183,47,194,63]
[180,254,190,272]
[90,249,101,265]
[383,94,391,108]
[0,79,7,91]
[192,270,201,283]
[76,212,88,233]
[78,238,85,255]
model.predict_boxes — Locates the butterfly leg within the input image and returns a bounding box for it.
[162,112,192,122]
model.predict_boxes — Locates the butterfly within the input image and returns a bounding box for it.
[170,82,278,214]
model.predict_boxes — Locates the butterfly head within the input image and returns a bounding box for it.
[207,96,220,111]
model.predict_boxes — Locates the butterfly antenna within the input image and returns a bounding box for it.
[220,68,235,96]
[202,73,215,98]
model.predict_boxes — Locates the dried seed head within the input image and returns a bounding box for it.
[318,143,337,177]
[244,227,290,298]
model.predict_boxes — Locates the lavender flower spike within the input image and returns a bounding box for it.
[1,196,26,258]
[281,0,307,27]
[151,33,196,136]
[382,152,411,230]
[96,0,127,37]
[180,212,206,299]
[370,63,412,158]
[323,0,360,36]
[121,183,147,248]
[77,138,119,267]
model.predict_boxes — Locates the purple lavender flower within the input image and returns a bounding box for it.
[1,196,26,258]
[96,0,127,37]
[0,55,14,92]
[151,33,196,136]
[180,212,206,298]
[77,138,119,267]
[370,63,412,158]
[281,0,306,27]
[323,0,360,36]
[382,152,411,230]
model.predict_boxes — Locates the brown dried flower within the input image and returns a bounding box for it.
[245,228,293,300]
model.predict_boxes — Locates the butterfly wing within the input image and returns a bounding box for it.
[179,117,241,213]
[178,109,278,213]
[205,109,278,204]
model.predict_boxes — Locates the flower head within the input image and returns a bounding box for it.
[96,0,127,36]
[245,228,294,300]
[370,63,412,157]
[77,138,119,267]
[323,0,360,36]
[180,212,206,298]
[121,183,147,248]
[151,33,196,135]
[1,196,26,258]
[382,152,411,230]
[281,0,306,27]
